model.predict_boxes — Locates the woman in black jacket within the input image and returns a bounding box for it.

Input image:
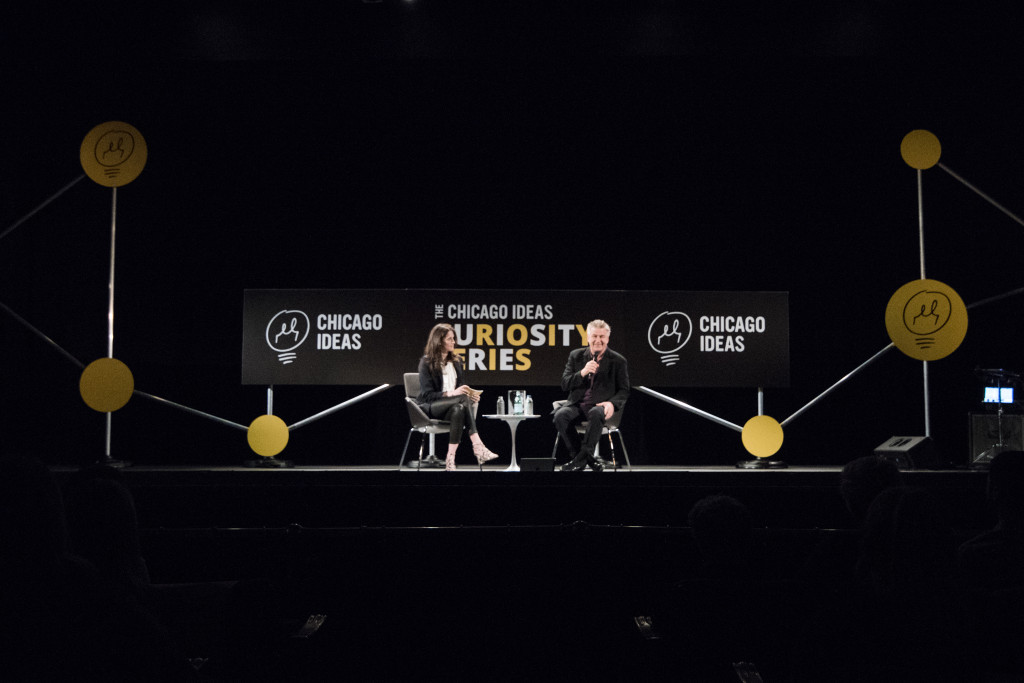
[417,323,500,471]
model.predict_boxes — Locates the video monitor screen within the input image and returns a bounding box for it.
[983,387,1014,404]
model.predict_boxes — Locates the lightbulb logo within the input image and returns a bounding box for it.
[266,309,310,365]
[80,121,148,187]
[647,311,692,366]
[903,290,951,349]
[95,130,136,180]
[885,279,967,362]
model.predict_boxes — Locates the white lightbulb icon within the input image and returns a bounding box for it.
[647,311,692,366]
[266,309,310,364]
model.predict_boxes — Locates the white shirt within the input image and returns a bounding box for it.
[441,362,457,395]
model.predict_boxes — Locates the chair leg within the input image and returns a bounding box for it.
[400,431,429,470]
[399,429,416,469]
[613,430,632,471]
[604,432,616,470]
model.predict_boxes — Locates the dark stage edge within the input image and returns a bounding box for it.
[52,464,993,532]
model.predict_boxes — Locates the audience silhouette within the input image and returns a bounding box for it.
[958,450,1024,679]
[794,484,969,682]
[0,454,196,682]
[62,465,152,597]
[10,449,1024,681]
[655,494,798,682]
[798,455,903,586]
[61,464,304,682]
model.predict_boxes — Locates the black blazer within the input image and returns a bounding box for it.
[416,356,465,408]
[560,347,630,411]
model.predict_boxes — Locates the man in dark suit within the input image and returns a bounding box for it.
[554,319,630,472]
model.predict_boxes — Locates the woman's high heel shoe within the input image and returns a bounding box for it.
[473,443,499,465]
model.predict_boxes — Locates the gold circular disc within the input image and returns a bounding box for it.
[80,121,148,187]
[741,415,784,458]
[79,357,134,412]
[248,414,290,457]
[885,278,968,361]
[900,129,941,170]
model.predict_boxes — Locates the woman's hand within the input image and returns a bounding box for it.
[451,385,479,402]
[448,385,479,401]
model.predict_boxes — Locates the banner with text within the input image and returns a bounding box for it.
[241,289,789,387]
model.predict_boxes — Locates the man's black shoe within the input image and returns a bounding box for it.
[588,456,608,472]
[561,459,587,472]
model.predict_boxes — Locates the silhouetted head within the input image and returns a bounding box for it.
[688,494,755,570]
[0,454,67,572]
[840,455,902,525]
[858,486,955,596]
[63,467,142,576]
[987,450,1024,525]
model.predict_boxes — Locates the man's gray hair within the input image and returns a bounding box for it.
[587,319,611,333]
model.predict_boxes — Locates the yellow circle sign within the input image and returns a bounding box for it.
[79,357,134,412]
[248,414,290,457]
[741,415,784,458]
[885,278,968,361]
[80,121,148,187]
[900,129,941,170]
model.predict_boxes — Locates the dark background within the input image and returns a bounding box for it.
[3,1,1024,468]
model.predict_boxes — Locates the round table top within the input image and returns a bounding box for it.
[482,413,541,419]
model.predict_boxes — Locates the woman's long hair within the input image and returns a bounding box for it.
[423,323,455,375]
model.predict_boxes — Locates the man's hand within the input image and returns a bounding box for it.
[582,359,600,377]
[597,401,614,420]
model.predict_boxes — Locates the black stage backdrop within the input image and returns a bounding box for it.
[3,4,1024,467]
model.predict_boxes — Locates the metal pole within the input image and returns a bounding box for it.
[0,174,87,243]
[132,390,249,431]
[289,384,392,430]
[108,187,117,359]
[635,386,743,432]
[939,162,1024,228]
[782,344,895,427]
[917,169,926,280]
[105,186,117,458]
[917,168,930,437]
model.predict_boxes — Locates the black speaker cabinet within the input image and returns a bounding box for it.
[969,413,1024,467]
[874,436,935,470]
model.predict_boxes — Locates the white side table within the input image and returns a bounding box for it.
[482,413,540,471]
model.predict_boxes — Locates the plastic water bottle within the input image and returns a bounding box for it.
[496,396,505,415]
[525,395,533,415]
[513,391,523,415]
